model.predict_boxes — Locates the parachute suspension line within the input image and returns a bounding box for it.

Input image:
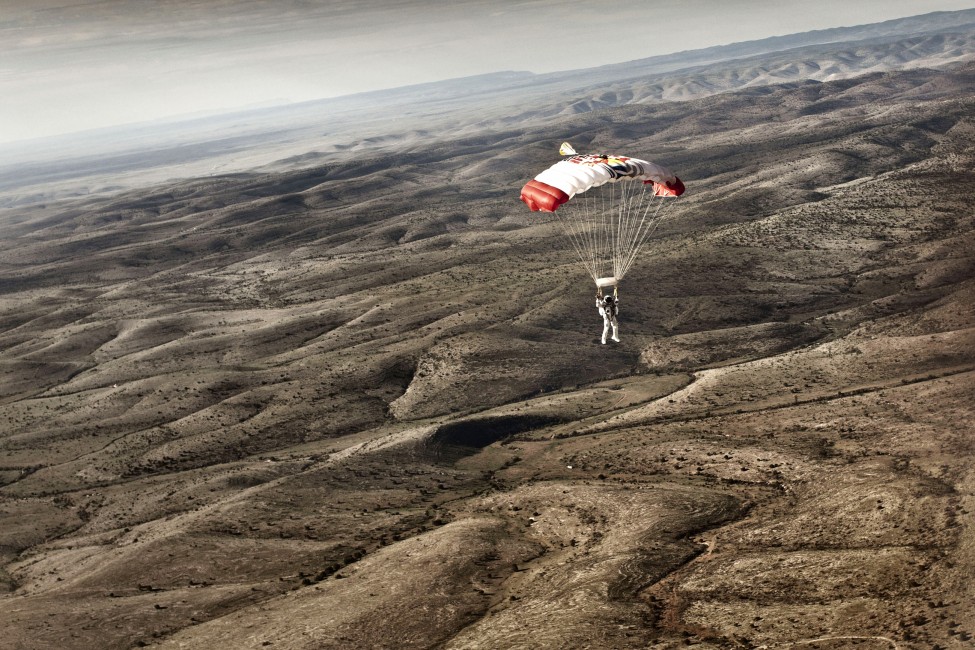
[594,184,607,278]
[599,183,619,276]
[618,194,678,280]
[584,188,600,280]
[615,179,643,279]
[616,181,652,279]
[585,184,604,279]
[588,187,600,278]
[613,180,628,281]
[590,188,603,279]
[607,179,637,281]
[574,183,610,282]
[558,201,598,282]
[555,183,680,285]
[611,181,626,280]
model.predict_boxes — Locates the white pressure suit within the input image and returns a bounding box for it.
[597,296,619,344]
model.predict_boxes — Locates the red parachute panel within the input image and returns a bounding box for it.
[646,177,685,197]
[520,180,570,212]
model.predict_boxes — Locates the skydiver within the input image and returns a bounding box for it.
[596,288,619,344]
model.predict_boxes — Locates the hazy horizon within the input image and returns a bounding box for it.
[3,0,974,145]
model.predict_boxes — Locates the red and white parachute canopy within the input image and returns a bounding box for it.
[519,142,685,287]
[521,142,684,213]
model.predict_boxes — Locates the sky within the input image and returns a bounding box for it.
[1,0,974,144]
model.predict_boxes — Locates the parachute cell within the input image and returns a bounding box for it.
[521,179,570,212]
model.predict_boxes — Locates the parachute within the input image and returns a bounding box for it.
[520,142,684,288]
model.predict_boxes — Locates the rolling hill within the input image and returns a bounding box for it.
[1,11,974,650]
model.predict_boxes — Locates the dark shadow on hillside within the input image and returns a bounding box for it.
[424,414,563,463]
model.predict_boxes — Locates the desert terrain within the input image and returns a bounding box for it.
[1,14,974,650]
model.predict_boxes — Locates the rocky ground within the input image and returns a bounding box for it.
[0,64,973,649]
